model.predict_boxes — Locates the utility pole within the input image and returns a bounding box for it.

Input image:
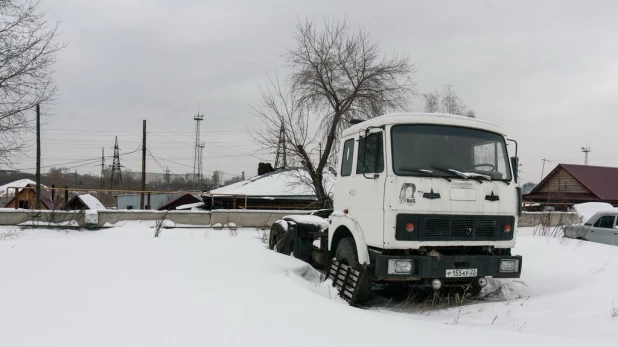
[100,148,105,188]
[541,158,552,182]
[140,120,147,209]
[581,146,591,165]
[35,103,41,210]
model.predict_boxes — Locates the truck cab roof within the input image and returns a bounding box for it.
[342,112,505,137]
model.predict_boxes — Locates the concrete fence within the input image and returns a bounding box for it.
[518,212,581,227]
[0,209,581,229]
[0,209,313,228]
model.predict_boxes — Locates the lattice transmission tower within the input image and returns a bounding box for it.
[110,136,122,187]
[274,125,287,169]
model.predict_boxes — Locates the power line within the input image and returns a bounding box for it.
[149,153,242,177]
[150,122,267,163]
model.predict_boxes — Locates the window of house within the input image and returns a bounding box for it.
[356,132,384,174]
[593,215,616,229]
[18,200,28,209]
[340,139,355,177]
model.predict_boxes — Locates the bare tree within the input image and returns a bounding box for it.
[423,91,440,113]
[0,1,63,164]
[253,18,417,206]
[423,84,475,118]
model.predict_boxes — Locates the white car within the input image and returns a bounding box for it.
[564,211,618,245]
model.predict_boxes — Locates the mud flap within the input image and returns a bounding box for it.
[326,259,366,303]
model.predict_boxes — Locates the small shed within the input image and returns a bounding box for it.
[0,179,45,206]
[3,184,54,210]
[65,194,106,210]
[524,163,618,209]
[157,194,201,211]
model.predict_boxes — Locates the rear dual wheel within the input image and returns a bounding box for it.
[269,222,293,255]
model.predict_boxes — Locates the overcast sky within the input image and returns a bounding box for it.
[13,0,618,184]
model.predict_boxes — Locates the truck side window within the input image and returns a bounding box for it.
[340,139,355,177]
[356,132,384,174]
[593,215,616,228]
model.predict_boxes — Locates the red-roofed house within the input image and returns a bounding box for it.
[524,164,618,208]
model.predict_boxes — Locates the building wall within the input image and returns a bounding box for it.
[116,193,181,210]
[538,168,590,194]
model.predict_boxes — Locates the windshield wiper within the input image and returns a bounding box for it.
[431,167,489,183]
[448,169,491,181]
[398,167,451,182]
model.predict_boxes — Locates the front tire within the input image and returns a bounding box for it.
[335,237,372,305]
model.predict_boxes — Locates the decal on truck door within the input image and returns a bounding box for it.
[399,183,416,206]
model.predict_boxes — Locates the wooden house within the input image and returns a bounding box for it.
[524,164,618,208]
[3,184,54,210]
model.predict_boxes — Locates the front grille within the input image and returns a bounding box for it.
[451,219,474,237]
[395,214,514,241]
[425,218,448,237]
[475,220,496,238]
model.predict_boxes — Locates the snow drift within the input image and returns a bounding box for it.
[0,224,616,346]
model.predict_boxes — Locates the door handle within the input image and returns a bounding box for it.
[349,189,356,196]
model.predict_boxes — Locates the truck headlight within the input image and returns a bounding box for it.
[388,259,413,274]
[499,259,519,272]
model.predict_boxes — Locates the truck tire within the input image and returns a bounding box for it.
[268,222,285,250]
[335,237,372,305]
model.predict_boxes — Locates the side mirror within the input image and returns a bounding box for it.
[511,157,519,183]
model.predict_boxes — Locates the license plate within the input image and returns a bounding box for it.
[445,269,478,278]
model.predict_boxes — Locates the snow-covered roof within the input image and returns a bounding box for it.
[77,194,106,210]
[0,179,46,197]
[176,202,205,210]
[342,112,504,137]
[208,168,335,198]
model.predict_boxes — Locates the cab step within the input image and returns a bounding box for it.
[326,259,363,303]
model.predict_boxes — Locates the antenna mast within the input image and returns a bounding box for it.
[193,107,205,185]
[581,146,591,165]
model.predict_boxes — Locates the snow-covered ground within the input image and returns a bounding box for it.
[0,222,617,346]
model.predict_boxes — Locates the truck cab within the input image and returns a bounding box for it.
[326,112,522,302]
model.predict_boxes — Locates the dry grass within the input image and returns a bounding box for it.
[0,228,22,241]
[154,211,168,238]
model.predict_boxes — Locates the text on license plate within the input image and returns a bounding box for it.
[445,269,478,278]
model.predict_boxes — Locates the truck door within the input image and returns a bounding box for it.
[590,215,616,245]
[347,130,386,248]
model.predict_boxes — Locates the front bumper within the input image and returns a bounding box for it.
[372,253,522,281]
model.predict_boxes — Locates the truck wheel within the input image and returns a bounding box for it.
[335,237,372,305]
[275,231,294,255]
[268,222,285,250]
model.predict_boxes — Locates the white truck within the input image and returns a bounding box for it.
[269,112,523,305]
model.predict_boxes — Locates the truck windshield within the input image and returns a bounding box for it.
[391,124,512,181]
